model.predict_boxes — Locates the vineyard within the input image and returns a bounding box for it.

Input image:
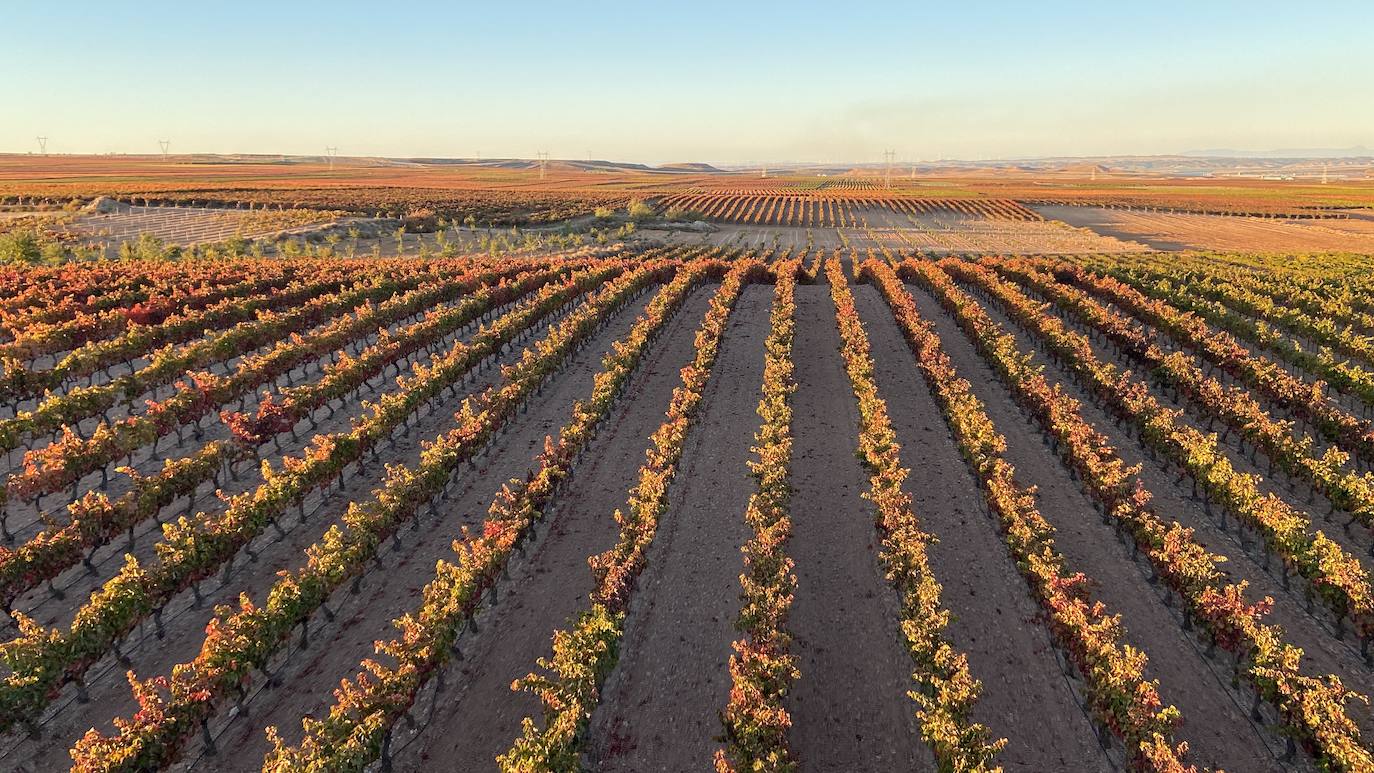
[653,192,1043,227]
[1,244,1374,773]
[69,203,348,247]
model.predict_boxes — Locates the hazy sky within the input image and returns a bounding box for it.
[6,1,1371,164]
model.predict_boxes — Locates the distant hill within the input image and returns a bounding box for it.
[153,154,721,175]
[659,162,724,173]
[1059,162,1113,175]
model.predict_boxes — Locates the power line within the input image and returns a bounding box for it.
[883,149,895,189]
[35,136,48,156]
[158,139,170,159]
[536,151,549,180]
[325,146,338,171]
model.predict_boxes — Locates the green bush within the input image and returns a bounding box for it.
[0,230,44,264]
[626,199,654,221]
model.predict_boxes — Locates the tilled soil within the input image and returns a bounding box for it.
[584,285,771,772]
[782,284,928,772]
[5,257,1371,773]
[386,286,721,772]
[0,286,656,772]
[853,287,1114,772]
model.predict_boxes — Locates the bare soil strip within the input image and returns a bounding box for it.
[584,284,771,771]
[781,283,926,771]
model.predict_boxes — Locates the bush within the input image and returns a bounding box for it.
[0,230,44,264]
[626,199,654,221]
[118,233,177,262]
[593,206,615,220]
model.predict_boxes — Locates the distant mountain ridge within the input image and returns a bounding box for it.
[1182,146,1372,159]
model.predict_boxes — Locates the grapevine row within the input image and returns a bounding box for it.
[826,259,1006,770]
[715,261,800,772]
[0,259,663,734]
[66,259,687,770]
[260,258,724,772]
[902,259,1372,770]
[496,261,761,770]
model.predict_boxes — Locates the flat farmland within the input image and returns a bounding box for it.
[1038,204,1374,252]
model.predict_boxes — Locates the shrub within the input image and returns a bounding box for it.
[0,230,44,264]
[626,199,654,221]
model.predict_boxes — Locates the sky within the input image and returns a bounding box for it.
[5,1,1372,165]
